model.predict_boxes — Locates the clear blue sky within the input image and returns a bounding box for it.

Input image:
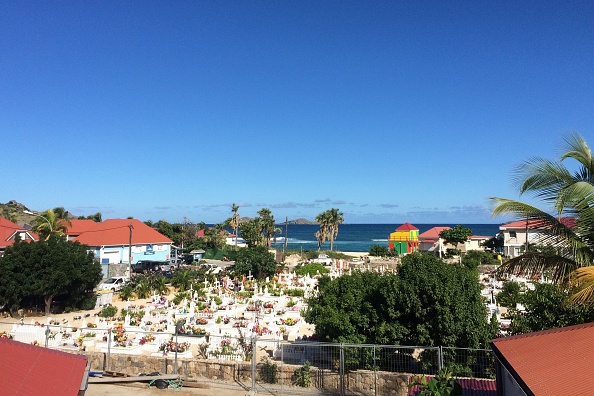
[1,1,593,224]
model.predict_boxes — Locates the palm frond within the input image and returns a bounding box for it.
[497,253,578,285]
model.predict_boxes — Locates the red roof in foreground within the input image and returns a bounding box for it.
[491,322,594,395]
[396,222,418,231]
[74,218,173,246]
[0,337,88,395]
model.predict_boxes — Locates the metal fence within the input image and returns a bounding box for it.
[0,321,495,395]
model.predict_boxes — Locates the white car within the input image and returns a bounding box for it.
[97,276,129,292]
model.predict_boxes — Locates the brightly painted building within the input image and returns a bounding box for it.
[388,222,419,255]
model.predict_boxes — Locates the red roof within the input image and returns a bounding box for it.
[0,337,88,395]
[418,226,450,241]
[396,222,418,231]
[74,219,172,246]
[408,376,496,395]
[500,217,576,230]
[0,216,37,248]
[66,219,98,236]
[491,322,594,395]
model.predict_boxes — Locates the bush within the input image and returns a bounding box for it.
[293,360,312,387]
[369,244,391,257]
[99,305,118,318]
[259,357,278,384]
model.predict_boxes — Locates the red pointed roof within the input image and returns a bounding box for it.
[491,322,594,395]
[74,219,172,246]
[418,226,450,241]
[0,216,37,248]
[0,337,88,395]
[396,222,418,231]
[500,218,576,230]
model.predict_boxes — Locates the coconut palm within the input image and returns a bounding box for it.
[224,203,241,248]
[31,208,72,240]
[315,212,330,250]
[327,208,344,251]
[491,134,594,303]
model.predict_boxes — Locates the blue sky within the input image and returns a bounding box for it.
[1,1,593,224]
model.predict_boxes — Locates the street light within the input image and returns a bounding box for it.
[23,210,52,232]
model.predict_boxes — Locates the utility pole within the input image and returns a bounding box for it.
[128,223,133,277]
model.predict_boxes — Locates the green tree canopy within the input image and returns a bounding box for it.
[234,246,277,280]
[304,253,494,347]
[439,225,473,248]
[0,237,102,316]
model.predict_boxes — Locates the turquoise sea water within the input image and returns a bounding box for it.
[269,223,502,253]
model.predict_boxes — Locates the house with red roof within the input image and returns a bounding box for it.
[0,216,38,256]
[388,223,419,255]
[491,322,594,395]
[418,226,491,255]
[0,337,90,395]
[74,219,173,270]
[65,219,99,241]
[499,218,576,258]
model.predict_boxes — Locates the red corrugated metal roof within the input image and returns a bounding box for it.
[0,337,88,395]
[408,376,496,395]
[0,216,37,248]
[491,322,594,395]
[396,222,419,231]
[74,218,172,246]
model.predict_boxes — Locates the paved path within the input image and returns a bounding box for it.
[86,381,252,396]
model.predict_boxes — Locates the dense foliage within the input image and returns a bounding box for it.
[461,250,498,270]
[234,246,277,279]
[439,225,473,249]
[295,263,330,277]
[0,237,102,316]
[507,283,594,335]
[304,253,495,348]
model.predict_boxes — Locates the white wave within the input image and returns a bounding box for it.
[371,239,388,242]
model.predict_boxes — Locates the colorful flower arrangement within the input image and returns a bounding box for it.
[139,333,156,345]
[277,318,299,326]
[233,320,248,328]
[112,324,133,347]
[0,331,13,339]
[158,339,190,355]
[195,317,209,325]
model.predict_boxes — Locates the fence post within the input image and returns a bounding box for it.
[106,328,112,372]
[251,338,257,391]
[373,344,377,396]
[437,345,443,371]
[339,343,345,396]
[44,326,50,348]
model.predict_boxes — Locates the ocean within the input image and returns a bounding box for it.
[268,223,502,253]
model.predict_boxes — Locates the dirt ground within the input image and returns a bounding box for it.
[85,381,253,396]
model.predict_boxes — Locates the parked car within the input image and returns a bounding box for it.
[131,260,170,274]
[97,276,129,292]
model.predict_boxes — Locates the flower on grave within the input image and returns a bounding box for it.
[223,317,231,325]
[47,331,57,340]
[253,324,272,335]
[31,340,39,346]
[139,333,156,345]
[233,320,248,328]
[84,332,96,338]
[191,326,207,336]
[85,313,91,318]
[158,338,190,355]
[246,306,258,311]
[49,319,55,325]
[264,303,274,309]
[73,315,82,320]
[112,324,133,347]
[195,318,208,325]
[0,331,14,339]
[276,310,286,316]
[87,323,97,328]
[145,321,152,325]
[277,318,299,326]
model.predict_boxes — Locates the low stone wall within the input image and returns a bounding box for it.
[84,352,410,395]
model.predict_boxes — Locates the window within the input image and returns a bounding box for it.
[509,231,517,238]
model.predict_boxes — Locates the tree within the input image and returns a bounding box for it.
[439,225,473,250]
[0,237,102,316]
[507,283,594,335]
[234,246,277,279]
[461,250,498,270]
[304,253,494,348]
[369,244,391,257]
[239,208,277,248]
[226,203,240,248]
[295,263,330,277]
[31,208,72,240]
[315,208,344,251]
[258,208,277,247]
[490,134,594,303]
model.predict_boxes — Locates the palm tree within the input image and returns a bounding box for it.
[227,204,240,248]
[257,208,276,247]
[32,209,72,240]
[315,212,330,251]
[327,208,345,251]
[491,134,594,303]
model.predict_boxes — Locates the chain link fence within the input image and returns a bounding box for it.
[0,321,495,395]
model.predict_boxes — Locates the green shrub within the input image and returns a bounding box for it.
[293,360,312,387]
[99,305,118,318]
[259,357,278,384]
